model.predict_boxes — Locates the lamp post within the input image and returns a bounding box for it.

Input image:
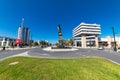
[112,27,117,51]
[30,35,33,47]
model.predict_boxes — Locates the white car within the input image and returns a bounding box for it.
[98,46,104,50]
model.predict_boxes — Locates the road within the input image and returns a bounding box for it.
[0,49,30,60]
[0,47,120,65]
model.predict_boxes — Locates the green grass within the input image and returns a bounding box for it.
[0,57,120,80]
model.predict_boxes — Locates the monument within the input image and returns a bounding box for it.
[51,24,72,49]
[57,24,64,48]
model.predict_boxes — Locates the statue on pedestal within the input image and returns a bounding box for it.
[57,24,64,48]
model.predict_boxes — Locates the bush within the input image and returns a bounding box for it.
[118,47,120,49]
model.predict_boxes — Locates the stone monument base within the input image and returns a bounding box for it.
[43,47,78,51]
[51,46,72,49]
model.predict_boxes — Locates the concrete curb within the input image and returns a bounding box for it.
[43,47,78,52]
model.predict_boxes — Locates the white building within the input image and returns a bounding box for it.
[73,22,101,48]
[99,36,120,48]
[0,36,16,47]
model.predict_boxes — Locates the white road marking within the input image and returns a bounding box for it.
[12,51,30,57]
[41,54,49,55]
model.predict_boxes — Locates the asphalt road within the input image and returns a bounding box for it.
[0,49,30,60]
[0,47,120,65]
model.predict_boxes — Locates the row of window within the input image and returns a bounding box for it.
[76,41,96,47]
[74,37,95,40]
[73,29,101,36]
[73,27,100,33]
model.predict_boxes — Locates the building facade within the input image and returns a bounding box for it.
[0,36,16,47]
[99,36,120,48]
[17,18,30,45]
[73,22,101,48]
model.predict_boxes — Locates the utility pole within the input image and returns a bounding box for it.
[30,35,33,46]
[30,35,32,47]
[112,27,117,51]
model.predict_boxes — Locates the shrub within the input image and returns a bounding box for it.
[118,47,120,49]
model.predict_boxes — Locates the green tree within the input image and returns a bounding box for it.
[34,42,39,46]
[62,39,74,46]
[39,40,48,45]
[68,39,74,46]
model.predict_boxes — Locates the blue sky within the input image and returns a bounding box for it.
[0,0,120,43]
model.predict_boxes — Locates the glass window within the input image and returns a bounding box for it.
[77,42,81,47]
[0,38,3,41]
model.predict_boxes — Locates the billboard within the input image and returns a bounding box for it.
[16,39,22,44]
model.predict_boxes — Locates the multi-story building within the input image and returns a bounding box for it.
[0,36,16,47]
[73,22,101,48]
[17,18,30,45]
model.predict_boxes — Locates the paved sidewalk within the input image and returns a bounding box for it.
[0,47,36,51]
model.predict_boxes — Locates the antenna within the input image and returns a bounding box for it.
[21,18,24,27]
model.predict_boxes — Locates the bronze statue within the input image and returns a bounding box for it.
[57,24,64,48]
[58,24,62,33]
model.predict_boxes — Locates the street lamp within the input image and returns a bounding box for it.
[112,27,117,51]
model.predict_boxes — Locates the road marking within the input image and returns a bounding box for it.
[41,54,49,56]
[12,51,30,57]
[0,51,30,61]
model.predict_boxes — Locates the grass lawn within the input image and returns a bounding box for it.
[0,57,120,80]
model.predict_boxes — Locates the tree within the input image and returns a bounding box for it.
[39,40,48,45]
[62,40,67,45]
[34,42,39,46]
[68,39,74,46]
[62,39,74,46]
